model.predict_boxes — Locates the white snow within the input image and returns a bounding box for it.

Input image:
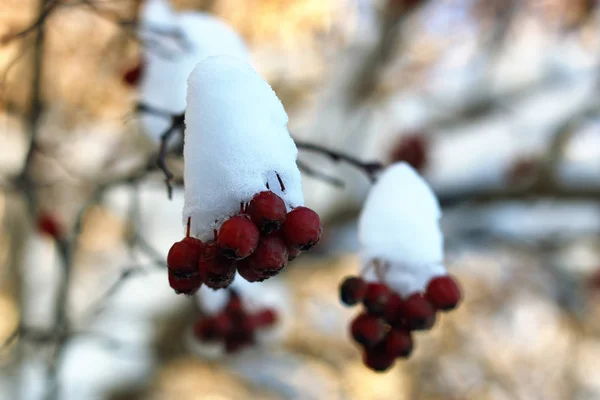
[183,55,304,240]
[138,1,249,143]
[358,162,446,296]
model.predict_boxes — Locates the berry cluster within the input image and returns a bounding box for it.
[168,190,322,294]
[339,274,462,372]
[193,290,277,353]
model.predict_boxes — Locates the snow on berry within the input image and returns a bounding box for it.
[358,162,445,297]
[183,56,304,241]
[137,0,249,144]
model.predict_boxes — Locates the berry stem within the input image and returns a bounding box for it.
[186,217,191,238]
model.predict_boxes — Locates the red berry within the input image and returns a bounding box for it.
[123,61,144,86]
[287,247,301,261]
[363,283,391,316]
[362,347,396,372]
[383,293,404,325]
[388,134,428,171]
[38,213,62,238]
[426,275,462,311]
[282,207,322,251]
[383,329,413,358]
[350,313,387,348]
[167,238,203,277]
[245,235,288,279]
[168,271,202,295]
[340,276,367,306]
[193,314,231,341]
[404,293,436,330]
[198,242,236,289]
[224,333,254,353]
[252,309,277,327]
[247,191,287,233]
[236,258,265,282]
[217,215,260,260]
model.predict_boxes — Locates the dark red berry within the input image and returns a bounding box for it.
[252,309,277,327]
[282,207,322,251]
[123,62,144,86]
[193,314,231,341]
[383,329,413,358]
[217,215,260,260]
[363,283,391,316]
[168,271,202,295]
[388,134,428,171]
[236,258,265,282]
[245,235,288,278]
[198,242,236,289]
[38,213,62,238]
[362,347,396,372]
[340,276,367,306]
[247,191,287,233]
[224,333,254,353]
[404,293,436,330]
[167,238,203,277]
[383,293,404,325]
[287,247,301,261]
[426,275,462,311]
[350,313,386,348]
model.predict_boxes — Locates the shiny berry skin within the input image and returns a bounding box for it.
[236,258,265,282]
[168,271,202,295]
[247,191,287,233]
[282,207,322,251]
[363,283,391,316]
[123,62,144,86]
[404,293,436,330]
[383,329,413,358]
[426,275,462,311]
[252,309,277,327]
[167,237,203,277]
[38,213,62,238]
[362,347,396,372]
[217,215,260,260]
[350,313,386,348]
[245,236,288,278]
[198,242,236,289]
[339,276,367,306]
[383,293,404,325]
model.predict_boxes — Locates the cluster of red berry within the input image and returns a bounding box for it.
[168,190,322,294]
[193,290,277,353]
[339,274,461,372]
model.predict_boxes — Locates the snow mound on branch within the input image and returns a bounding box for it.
[138,2,249,142]
[358,162,446,296]
[183,55,304,240]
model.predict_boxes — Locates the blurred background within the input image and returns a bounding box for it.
[1,0,600,399]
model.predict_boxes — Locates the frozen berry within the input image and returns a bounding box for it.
[217,215,260,260]
[340,276,367,306]
[287,247,301,261]
[363,283,391,316]
[237,258,265,282]
[245,235,288,278]
[167,237,203,277]
[383,293,404,325]
[123,62,144,86]
[426,275,462,311]
[350,313,386,348]
[363,347,396,372]
[252,309,277,327]
[198,242,236,289]
[168,271,202,295]
[247,191,287,233]
[282,207,322,251]
[38,213,62,238]
[383,329,413,358]
[404,293,436,330]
